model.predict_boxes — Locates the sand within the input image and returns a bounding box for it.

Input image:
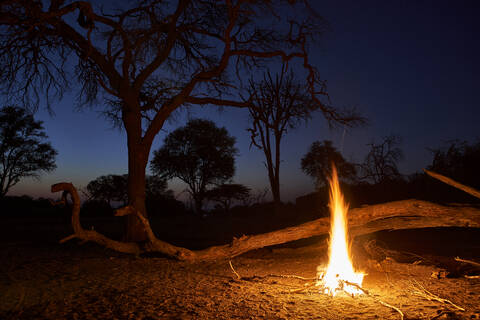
[1,240,479,320]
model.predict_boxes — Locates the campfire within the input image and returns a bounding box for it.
[316,165,364,296]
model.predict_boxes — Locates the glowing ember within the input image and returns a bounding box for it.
[316,165,364,296]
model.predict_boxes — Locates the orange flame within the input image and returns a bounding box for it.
[317,165,364,296]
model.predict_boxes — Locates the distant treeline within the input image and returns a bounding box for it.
[2,140,479,223]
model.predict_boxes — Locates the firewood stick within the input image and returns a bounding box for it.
[454,256,480,268]
[266,274,316,281]
[424,169,480,200]
[229,260,241,280]
[289,282,317,293]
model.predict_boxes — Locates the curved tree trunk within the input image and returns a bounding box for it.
[52,182,480,262]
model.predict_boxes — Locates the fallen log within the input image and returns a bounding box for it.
[52,182,480,262]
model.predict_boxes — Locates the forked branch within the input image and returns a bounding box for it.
[51,183,141,254]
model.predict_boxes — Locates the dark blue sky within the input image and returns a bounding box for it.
[10,0,480,202]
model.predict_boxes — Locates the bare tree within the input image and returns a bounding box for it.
[0,1,333,241]
[359,135,403,184]
[246,68,362,206]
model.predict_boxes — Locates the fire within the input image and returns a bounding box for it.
[317,165,364,296]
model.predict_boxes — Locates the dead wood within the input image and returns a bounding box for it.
[410,280,465,311]
[424,169,480,200]
[454,257,480,268]
[229,260,241,280]
[340,280,404,320]
[51,183,141,255]
[52,182,480,262]
[362,240,425,264]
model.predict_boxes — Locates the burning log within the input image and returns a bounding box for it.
[52,181,480,261]
[316,166,364,296]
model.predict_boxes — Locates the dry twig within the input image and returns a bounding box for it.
[341,280,404,320]
[289,282,317,293]
[229,260,241,280]
[455,257,480,268]
[410,280,465,312]
[266,274,316,281]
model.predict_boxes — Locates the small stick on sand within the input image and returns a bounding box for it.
[411,280,465,312]
[455,256,480,268]
[229,260,241,280]
[266,274,316,281]
[342,280,404,320]
[289,282,317,293]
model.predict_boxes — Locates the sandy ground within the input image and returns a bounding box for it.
[1,239,480,320]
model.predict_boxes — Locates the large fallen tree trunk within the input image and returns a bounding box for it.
[52,181,480,262]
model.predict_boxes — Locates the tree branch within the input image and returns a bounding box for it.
[424,169,480,200]
[185,96,250,108]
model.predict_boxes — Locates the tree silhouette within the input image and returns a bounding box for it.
[247,68,363,205]
[206,183,251,213]
[151,119,237,213]
[0,106,57,198]
[86,174,171,206]
[0,0,334,241]
[427,140,480,188]
[86,174,128,206]
[247,70,317,205]
[359,135,403,184]
[145,175,173,200]
[301,140,356,188]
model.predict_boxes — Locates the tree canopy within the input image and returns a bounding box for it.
[301,140,356,188]
[86,174,129,205]
[151,119,237,213]
[0,106,57,197]
[0,0,337,241]
[206,183,251,212]
[86,174,172,205]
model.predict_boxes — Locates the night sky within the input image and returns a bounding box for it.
[9,0,480,203]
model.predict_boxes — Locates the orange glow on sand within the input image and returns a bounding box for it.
[317,165,364,296]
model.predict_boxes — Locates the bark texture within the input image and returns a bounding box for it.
[52,183,480,262]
